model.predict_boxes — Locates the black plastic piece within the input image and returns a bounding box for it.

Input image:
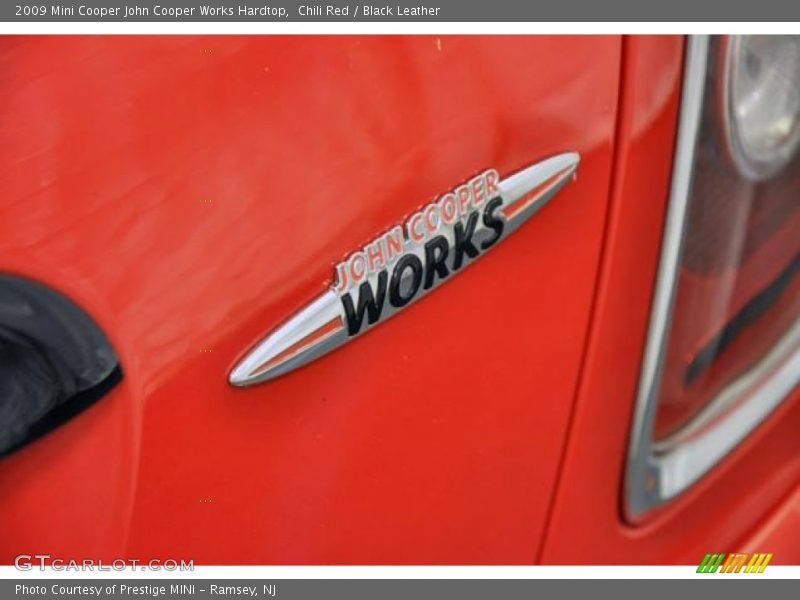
[0,276,122,456]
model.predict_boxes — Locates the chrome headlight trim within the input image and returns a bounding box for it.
[624,35,710,521]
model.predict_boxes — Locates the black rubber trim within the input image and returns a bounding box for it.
[0,365,123,459]
[684,250,800,386]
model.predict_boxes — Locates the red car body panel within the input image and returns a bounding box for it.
[0,35,797,564]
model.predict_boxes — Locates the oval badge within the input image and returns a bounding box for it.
[230,152,580,386]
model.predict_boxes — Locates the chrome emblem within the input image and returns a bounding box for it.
[230,152,580,386]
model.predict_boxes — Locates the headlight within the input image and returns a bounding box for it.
[626,36,800,519]
[723,35,800,181]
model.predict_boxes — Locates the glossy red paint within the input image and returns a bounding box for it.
[1,35,796,566]
[540,36,800,564]
[0,36,621,563]
[742,483,800,562]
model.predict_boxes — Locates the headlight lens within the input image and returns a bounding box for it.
[723,35,800,181]
[655,35,800,439]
